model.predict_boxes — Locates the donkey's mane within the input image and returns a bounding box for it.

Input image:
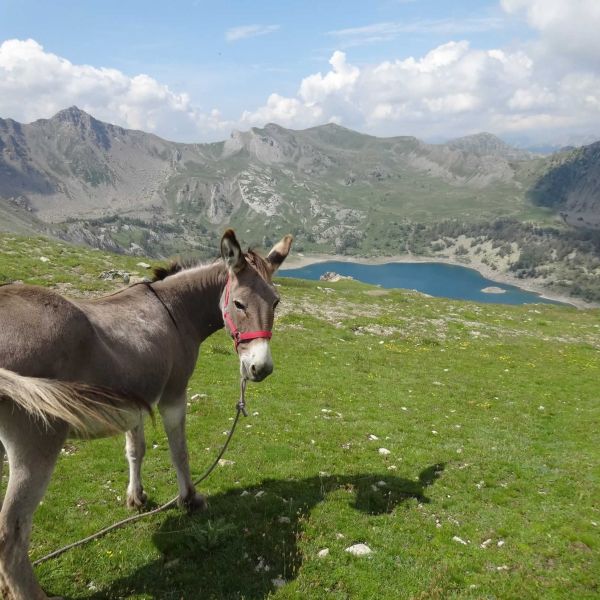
[152,249,272,283]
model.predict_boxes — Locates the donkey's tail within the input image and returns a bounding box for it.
[0,367,150,435]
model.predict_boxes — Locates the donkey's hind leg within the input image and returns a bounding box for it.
[0,413,67,600]
[125,417,147,509]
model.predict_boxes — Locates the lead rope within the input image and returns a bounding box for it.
[33,377,249,566]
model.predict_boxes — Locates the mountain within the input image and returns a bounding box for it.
[446,132,535,161]
[0,107,598,257]
[527,142,600,227]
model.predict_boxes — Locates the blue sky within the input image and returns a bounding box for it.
[1,0,599,145]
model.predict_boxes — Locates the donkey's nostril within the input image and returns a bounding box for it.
[251,364,257,376]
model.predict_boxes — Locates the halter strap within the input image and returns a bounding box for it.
[222,275,272,351]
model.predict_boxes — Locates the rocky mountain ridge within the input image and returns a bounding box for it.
[0,107,598,257]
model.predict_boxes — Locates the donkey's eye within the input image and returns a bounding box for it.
[233,300,246,311]
[273,298,280,310]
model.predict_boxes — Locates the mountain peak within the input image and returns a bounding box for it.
[46,106,111,150]
[52,105,92,122]
[446,132,532,160]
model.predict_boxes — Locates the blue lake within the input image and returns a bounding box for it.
[280,261,564,305]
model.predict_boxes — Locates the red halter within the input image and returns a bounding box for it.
[222,275,273,351]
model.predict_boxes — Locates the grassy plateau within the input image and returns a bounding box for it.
[0,235,599,599]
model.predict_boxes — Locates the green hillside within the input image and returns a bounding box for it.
[1,234,599,599]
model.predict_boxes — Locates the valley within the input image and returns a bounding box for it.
[1,107,599,302]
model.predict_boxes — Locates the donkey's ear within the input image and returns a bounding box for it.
[221,229,247,274]
[267,234,293,273]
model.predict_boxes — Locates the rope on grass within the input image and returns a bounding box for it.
[33,379,248,566]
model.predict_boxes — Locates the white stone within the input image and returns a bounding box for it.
[368,434,379,441]
[345,543,373,556]
[378,448,391,456]
[271,578,286,588]
[317,548,330,558]
[452,536,468,545]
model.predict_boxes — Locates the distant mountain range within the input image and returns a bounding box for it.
[0,106,599,256]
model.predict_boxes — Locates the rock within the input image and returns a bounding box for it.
[320,271,354,282]
[345,543,373,556]
[278,516,291,524]
[368,434,379,441]
[271,578,286,588]
[378,448,391,456]
[39,256,50,263]
[452,536,468,545]
[218,459,235,467]
[254,557,270,572]
[164,558,180,570]
[136,262,151,269]
[481,286,506,294]
[317,548,330,558]
[99,269,131,282]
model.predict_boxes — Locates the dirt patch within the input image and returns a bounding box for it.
[364,289,390,296]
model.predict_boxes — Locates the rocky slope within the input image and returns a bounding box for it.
[527,142,600,227]
[0,107,598,258]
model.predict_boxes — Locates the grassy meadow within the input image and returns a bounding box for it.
[1,235,599,599]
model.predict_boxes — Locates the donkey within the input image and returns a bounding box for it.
[0,229,292,600]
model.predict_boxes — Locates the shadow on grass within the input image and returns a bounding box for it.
[81,464,444,600]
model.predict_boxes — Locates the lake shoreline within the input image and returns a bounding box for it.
[283,253,597,309]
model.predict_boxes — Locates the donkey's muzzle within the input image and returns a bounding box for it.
[249,360,273,382]
[241,340,273,382]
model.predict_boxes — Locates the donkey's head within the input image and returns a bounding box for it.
[220,229,293,382]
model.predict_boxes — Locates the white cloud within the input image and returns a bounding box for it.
[501,0,600,66]
[225,24,280,42]
[328,18,504,48]
[242,30,600,143]
[241,93,323,128]
[299,51,360,104]
[238,1,600,143]
[0,39,231,141]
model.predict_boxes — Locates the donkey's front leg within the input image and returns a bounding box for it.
[159,400,207,512]
[125,417,147,509]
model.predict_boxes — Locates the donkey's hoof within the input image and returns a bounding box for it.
[126,489,148,509]
[179,491,207,513]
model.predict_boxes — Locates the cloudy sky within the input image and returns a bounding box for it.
[1,0,599,147]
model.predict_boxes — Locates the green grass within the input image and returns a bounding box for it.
[0,235,153,292]
[1,235,599,599]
